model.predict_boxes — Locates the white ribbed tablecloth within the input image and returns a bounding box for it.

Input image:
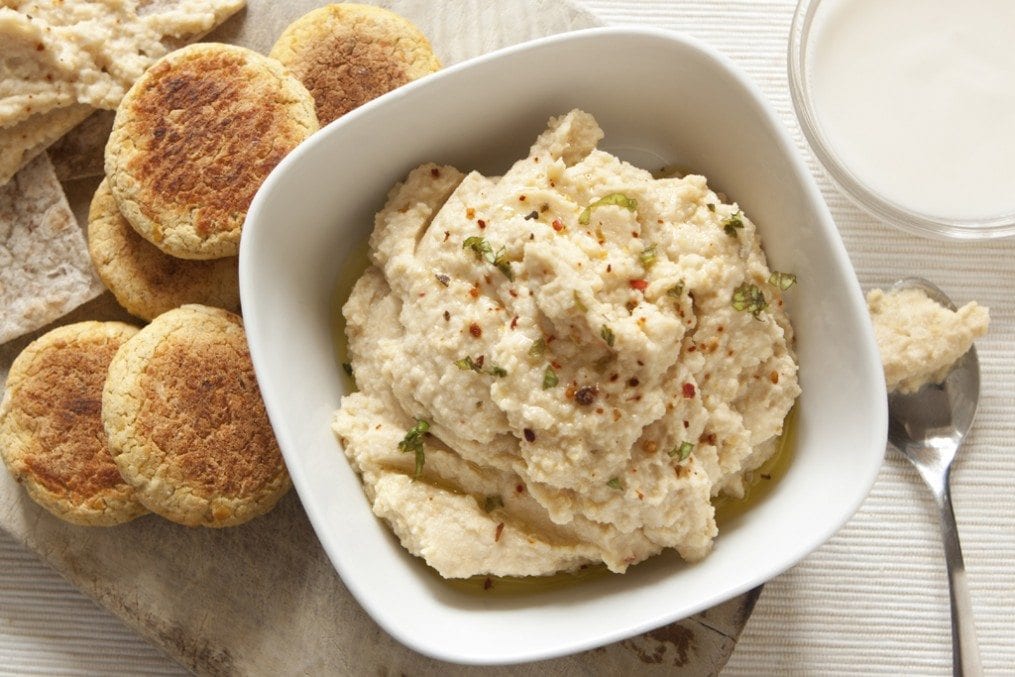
[2,1,1013,674]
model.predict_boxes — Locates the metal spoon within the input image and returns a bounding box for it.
[886,277,982,677]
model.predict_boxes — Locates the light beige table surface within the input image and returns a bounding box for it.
[2,1,1014,675]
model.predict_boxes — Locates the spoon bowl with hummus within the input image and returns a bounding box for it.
[240,27,887,665]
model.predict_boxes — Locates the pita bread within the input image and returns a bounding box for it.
[0,154,104,344]
[0,104,93,187]
[47,110,116,182]
[0,1,246,127]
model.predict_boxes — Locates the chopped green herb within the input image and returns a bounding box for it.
[639,243,658,269]
[669,441,694,461]
[398,419,430,478]
[706,203,716,212]
[731,282,768,318]
[572,291,588,313]
[768,271,797,291]
[527,337,546,359]
[723,210,744,237]
[492,247,515,281]
[606,477,624,490]
[463,236,494,262]
[666,281,685,298]
[578,193,638,225]
[542,365,559,389]
[455,356,482,372]
[464,237,514,281]
[488,365,508,378]
[600,325,615,347]
[483,495,504,513]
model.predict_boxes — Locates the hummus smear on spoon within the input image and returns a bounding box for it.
[332,110,800,578]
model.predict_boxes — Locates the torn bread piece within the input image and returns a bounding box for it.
[0,154,104,344]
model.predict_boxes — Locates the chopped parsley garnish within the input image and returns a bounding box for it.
[669,441,694,461]
[606,477,624,490]
[600,324,615,347]
[456,356,506,377]
[731,282,768,318]
[455,355,482,372]
[706,203,716,212]
[768,271,797,291]
[639,244,658,269]
[572,291,588,313]
[492,247,515,281]
[398,419,430,478]
[578,193,638,225]
[528,337,546,359]
[463,236,494,261]
[542,365,559,389]
[666,281,685,298]
[723,210,744,237]
[483,495,504,513]
[463,237,514,280]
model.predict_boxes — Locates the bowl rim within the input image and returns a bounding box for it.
[241,24,888,665]
[788,0,1015,241]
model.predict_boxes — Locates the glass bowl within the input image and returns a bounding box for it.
[788,0,1015,240]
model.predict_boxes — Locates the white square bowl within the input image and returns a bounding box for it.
[240,27,887,665]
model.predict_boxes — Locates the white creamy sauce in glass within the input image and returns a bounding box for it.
[809,0,1015,221]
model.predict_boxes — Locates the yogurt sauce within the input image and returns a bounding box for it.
[809,0,1015,221]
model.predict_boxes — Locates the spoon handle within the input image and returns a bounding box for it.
[938,477,983,677]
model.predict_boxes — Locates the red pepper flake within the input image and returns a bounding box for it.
[508,288,519,298]
[515,484,525,493]
[770,371,780,384]
[469,323,482,338]
[510,316,519,329]
[629,279,648,291]
[700,432,717,445]
[469,285,480,299]
[687,345,697,353]
[606,263,612,273]
[483,577,494,590]
[683,420,690,428]
[682,382,696,398]
[609,373,619,382]
[564,384,576,400]
[477,219,487,229]
[495,523,505,542]
[518,195,527,202]
[466,207,475,219]
[551,218,565,232]
[474,355,485,368]
[523,428,536,442]
[628,377,640,387]
[717,325,725,333]
[430,167,441,177]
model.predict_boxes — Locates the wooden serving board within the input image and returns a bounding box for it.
[0,1,760,674]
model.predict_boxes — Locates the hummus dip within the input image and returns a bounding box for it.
[867,287,989,394]
[332,110,800,578]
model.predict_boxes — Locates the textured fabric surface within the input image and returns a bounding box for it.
[2,1,1013,674]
